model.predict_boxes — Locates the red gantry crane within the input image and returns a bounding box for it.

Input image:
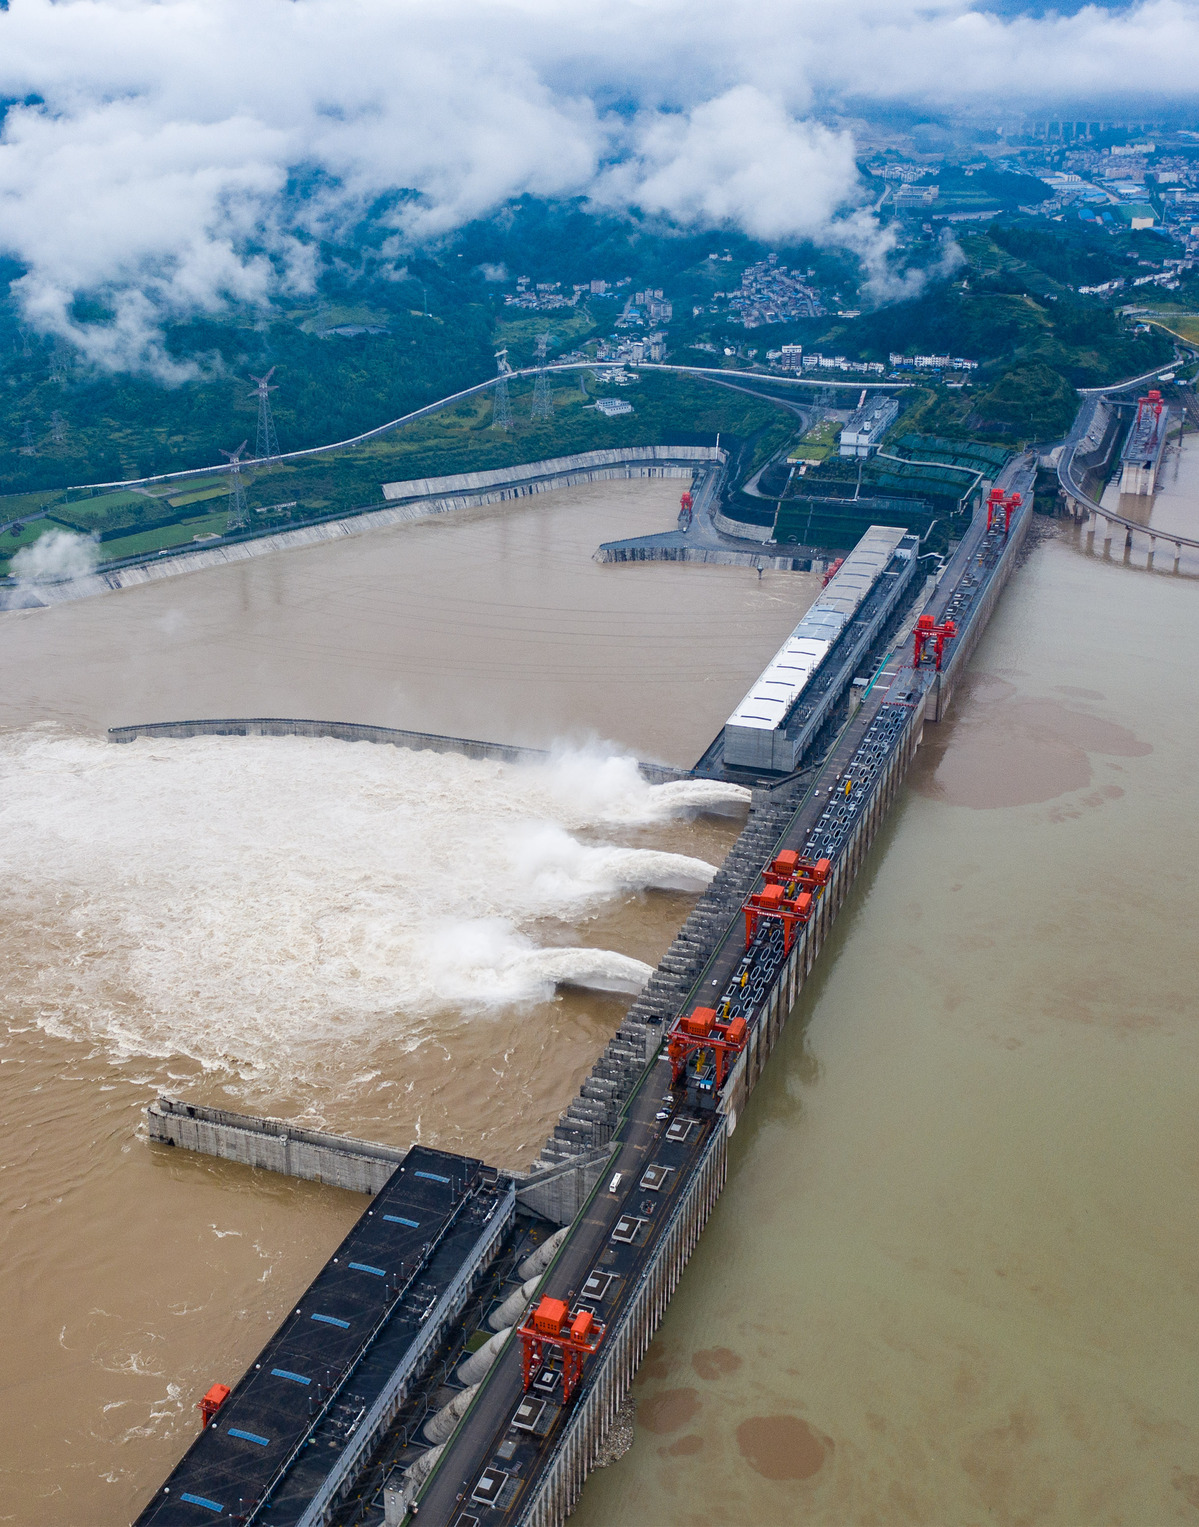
[666,1006,749,1093]
[741,851,830,953]
[518,1297,605,1405]
[985,486,1022,537]
[911,612,958,672]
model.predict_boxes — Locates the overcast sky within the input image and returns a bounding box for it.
[1,0,1195,371]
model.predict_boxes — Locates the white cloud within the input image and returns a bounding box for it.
[0,0,1195,372]
[596,89,861,245]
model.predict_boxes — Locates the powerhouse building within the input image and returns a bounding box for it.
[723,525,918,772]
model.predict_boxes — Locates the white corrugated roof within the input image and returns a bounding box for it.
[724,526,906,745]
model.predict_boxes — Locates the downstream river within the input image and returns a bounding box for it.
[3,474,1198,1525]
[576,519,1199,1526]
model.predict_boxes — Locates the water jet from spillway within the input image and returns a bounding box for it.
[0,730,724,1088]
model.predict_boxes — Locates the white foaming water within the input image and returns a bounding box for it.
[0,731,732,1079]
[537,747,751,823]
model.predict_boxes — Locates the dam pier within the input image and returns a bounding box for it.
[131,453,1035,1527]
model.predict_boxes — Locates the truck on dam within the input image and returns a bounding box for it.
[132,466,1035,1527]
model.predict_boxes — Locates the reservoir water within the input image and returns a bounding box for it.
[3,474,1198,1525]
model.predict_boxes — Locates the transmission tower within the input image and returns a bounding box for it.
[530,332,554,423]
[19,420,37,456]
[51,410,66,445]
[220,441,250,532]
[492,349,513,431]
[250,367,280,462]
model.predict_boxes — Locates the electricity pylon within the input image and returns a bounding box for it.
[250,368,280,463]
[220,441,250,532]
[530,332,554,422]
[492,349,513,431]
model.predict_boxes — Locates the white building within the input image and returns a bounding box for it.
[839,394,900,457]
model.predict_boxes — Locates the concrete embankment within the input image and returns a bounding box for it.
[108,716,688,786]
[1,447,721,611]
[380,446,720,502]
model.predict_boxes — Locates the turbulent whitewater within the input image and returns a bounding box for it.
[0,730,745,1082]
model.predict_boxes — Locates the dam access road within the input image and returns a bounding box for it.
[131,454,1035,1527]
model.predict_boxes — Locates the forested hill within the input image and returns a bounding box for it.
[0,201,1186,498]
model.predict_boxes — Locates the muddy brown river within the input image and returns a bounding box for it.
[3,475,1198,1525]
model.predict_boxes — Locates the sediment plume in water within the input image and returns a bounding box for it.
[0,730,740,1084]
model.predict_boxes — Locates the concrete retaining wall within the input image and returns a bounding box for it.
[4,448,723,612]
[110,717,687,786]
[148,1097,614,1224]
[712,508,775,543]
[382,447,722,500]
[596,543,807,570]
[931,500,1033,723]
[146,1098,407,1195]
[511,1151,615,1227]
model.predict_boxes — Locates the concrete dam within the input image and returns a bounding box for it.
[129,453,1036,1527]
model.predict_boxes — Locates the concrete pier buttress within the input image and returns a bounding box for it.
[146,1098,611,1225]
[146,1099,408,1194]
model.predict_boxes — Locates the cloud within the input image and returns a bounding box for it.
[0,0,1195,371]
[596,89,862,245]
